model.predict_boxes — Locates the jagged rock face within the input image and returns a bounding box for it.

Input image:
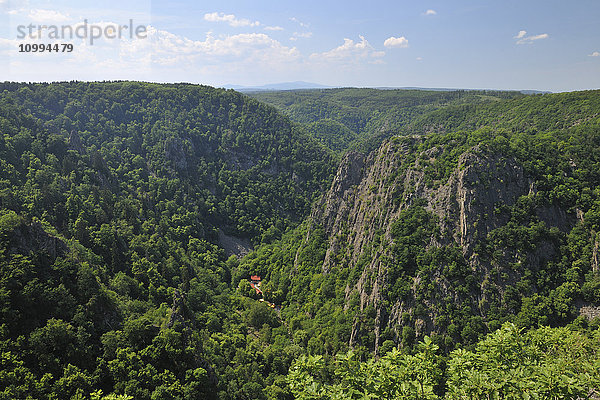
[165,137,190,170]
[6,220,68,262]
[317,151,365,235]
[312,138,575,350]
[431,149,527,251]
[218,229,253,258]
[68,130,86,154]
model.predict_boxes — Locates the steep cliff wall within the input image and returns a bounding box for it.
[310,137,579,351]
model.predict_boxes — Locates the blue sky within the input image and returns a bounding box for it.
[1,0,599,91]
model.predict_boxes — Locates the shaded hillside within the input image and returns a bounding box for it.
[0,81,334,399]
[0,82,334,242]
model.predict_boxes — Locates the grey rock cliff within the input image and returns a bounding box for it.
[310,137,576,351]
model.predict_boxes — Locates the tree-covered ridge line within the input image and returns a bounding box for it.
[248,88,525,153]
[411,89,600,135]
[0,81,335,241]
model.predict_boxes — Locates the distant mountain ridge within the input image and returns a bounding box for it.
[223,81,333,91]
[247,88,526,154]
[225,82,551,94]
[378,86,552,94]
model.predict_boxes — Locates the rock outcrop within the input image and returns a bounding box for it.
[310,137,578,351]
[5,219,68,262]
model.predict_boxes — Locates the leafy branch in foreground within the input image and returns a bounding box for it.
[288,323,600,400]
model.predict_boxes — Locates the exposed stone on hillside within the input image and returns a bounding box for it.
[68,130,85,154]
[218,229,253,258]
[579,305,600,320]
[316,151,365,235]
[6,220,68,262]
[165,137,190,170]
[311,137,578,352]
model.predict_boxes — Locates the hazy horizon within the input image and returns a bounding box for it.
[1,0,599,92]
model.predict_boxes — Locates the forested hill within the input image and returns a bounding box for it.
[1,82,600,399]
[239,89,600,398]
[0,81,333,399]
[0,82,333,241]
[248,88,524,153]
[242,91,600,342]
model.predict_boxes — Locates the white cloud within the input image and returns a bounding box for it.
[204,12,259,28]
[4,20,303,83]
[588,51,600,57]
[264,26,283,31]
[515,31,549,45]
[27,9,71,23]
[143,28,300,68]
[528,34,549,41]
[1,0,28,12]
[416,57,423,61]
[310,35,384,62]
[290,17,309,28]
[290,31,312,41]
[514,30,527,39]
[424,9,437,16]
[384,36,409,48]
[0,37,20,58]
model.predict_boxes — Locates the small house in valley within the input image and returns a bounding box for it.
[249,275,262,294]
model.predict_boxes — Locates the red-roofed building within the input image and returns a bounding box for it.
[249,275,262,295]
